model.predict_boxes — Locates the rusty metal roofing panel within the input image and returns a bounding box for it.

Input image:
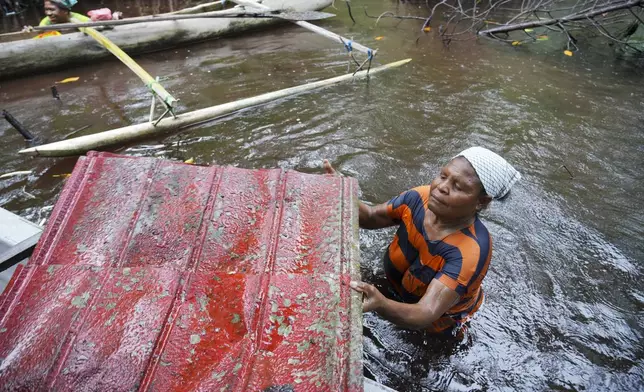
[0,152,362,391]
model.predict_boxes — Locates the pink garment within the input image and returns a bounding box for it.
[87,8,113,21]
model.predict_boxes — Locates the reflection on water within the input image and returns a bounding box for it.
[1,0,643,391]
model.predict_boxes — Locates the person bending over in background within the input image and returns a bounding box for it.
[39,0,88,25]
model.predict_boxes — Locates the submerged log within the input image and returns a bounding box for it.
[19,59,412,157]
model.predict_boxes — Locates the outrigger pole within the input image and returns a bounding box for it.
[81,27,178,122]
[230,0,376,64]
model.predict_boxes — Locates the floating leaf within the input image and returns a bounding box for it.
[536,35,548,41]
[58,77,80,84]
[423,26,431,32]
[564,50,573,56]
[524,28,534,32]
[184,158,195,164]
[375,36,384,41]
[512,41,521,46]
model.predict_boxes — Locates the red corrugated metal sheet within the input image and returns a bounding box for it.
[0,152,362,391]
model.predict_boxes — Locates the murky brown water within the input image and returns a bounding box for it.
[1,1,643,391]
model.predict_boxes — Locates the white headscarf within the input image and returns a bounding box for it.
[454,147,521,199]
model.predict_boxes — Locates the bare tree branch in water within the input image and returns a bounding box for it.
[478,0,642,35]
[332,0,357,24]
[368,0,644,54]
[363,9,427,25]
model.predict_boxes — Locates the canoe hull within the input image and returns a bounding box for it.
[0,0,331,80]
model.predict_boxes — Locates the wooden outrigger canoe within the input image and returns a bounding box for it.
[0,0,332,80]
[10,0,391,158]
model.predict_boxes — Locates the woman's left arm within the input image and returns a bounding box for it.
[350,279,460,330]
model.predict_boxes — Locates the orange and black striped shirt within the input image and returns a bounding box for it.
[384,185,492,324]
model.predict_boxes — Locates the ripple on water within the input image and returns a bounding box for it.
[1,1,643,390]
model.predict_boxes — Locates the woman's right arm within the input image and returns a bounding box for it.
[358,201,397,229]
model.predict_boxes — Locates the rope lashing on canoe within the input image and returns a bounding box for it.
[339,36,370,72]
[344,40,353,53]
[145,78,178,125]
[352,48,377,76]
[145,79,176,107]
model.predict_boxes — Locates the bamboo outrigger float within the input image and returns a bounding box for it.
[19,59,412,157]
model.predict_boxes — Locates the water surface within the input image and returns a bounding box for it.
[1,1,643,391]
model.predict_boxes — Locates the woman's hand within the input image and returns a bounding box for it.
[350,281,386,313]
[323,159,395,230]
[322,159,338,176]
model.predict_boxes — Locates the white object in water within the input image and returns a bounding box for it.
[0,170,32,179]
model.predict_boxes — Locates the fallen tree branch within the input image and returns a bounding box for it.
[630,8,644,24]
[587,15,643,52]
[363,8,426,24]
[345,0,356,24]
[478,0,642,35]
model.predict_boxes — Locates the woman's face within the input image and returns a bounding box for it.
[44,1,69,24]
[427,157,489,221]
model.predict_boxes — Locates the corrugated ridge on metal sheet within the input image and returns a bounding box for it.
[0,151,363,391]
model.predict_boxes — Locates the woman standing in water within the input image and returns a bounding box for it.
[326,147,521,336]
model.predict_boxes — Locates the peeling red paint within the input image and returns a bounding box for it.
[0,152,363,391]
